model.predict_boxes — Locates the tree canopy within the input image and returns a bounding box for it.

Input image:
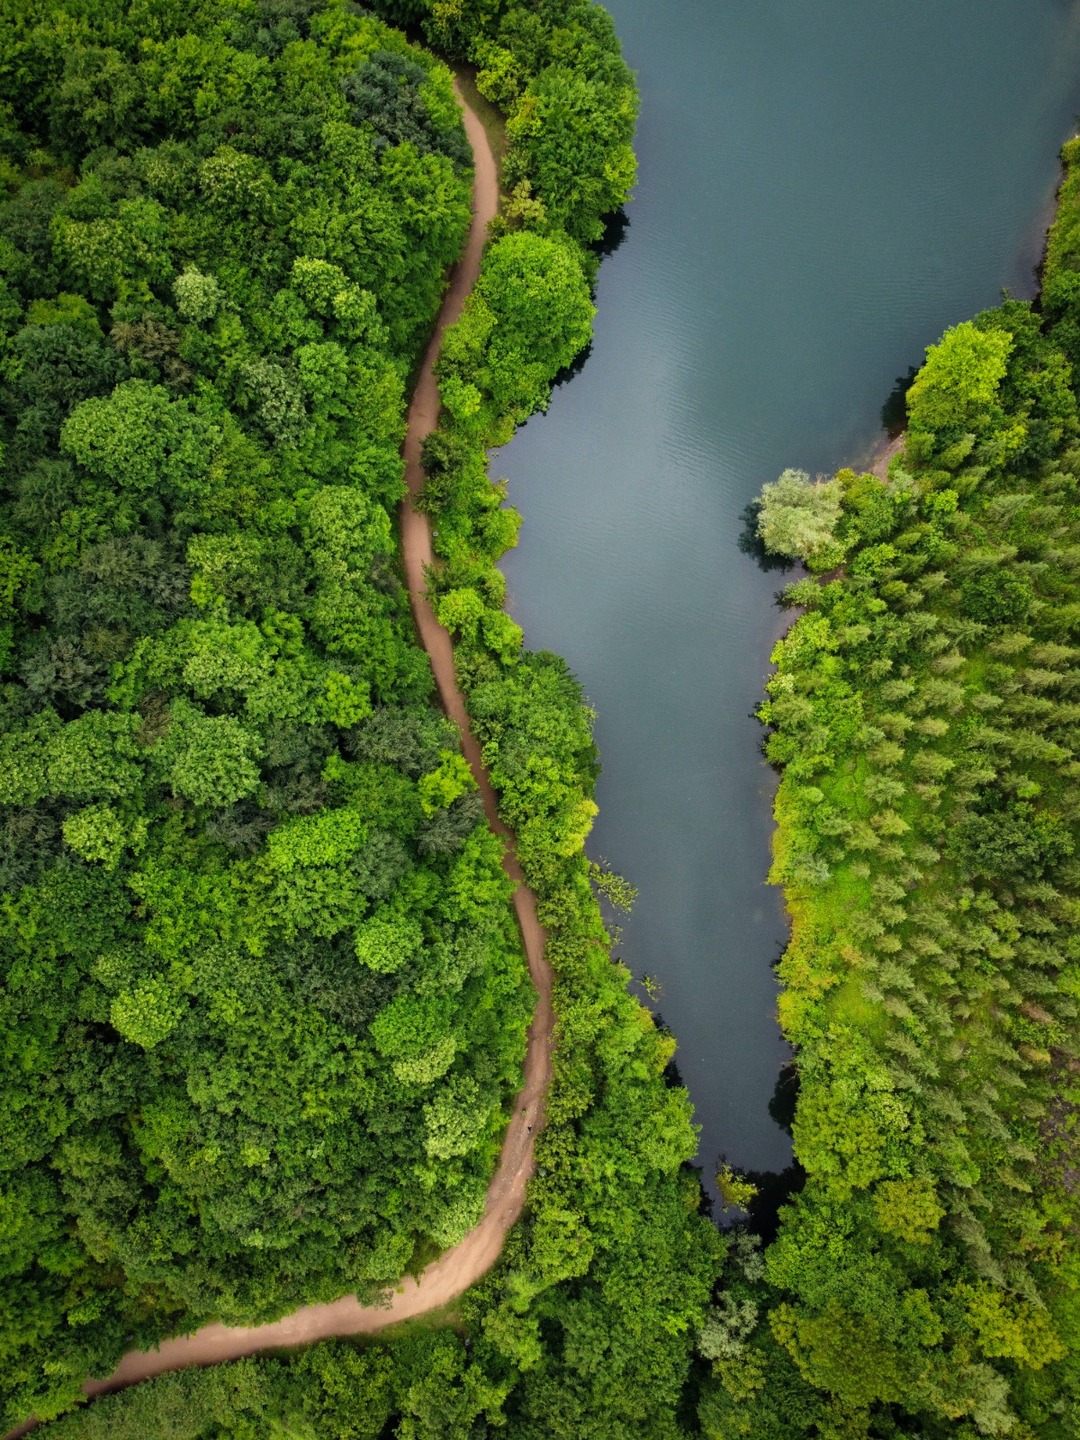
[0,0,540,1422]
[757,467,844,564]
[0,1,731,1437]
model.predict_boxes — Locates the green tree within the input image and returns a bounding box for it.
[756,469,843,563]
[110,974,186,1050]
[354,911,423,973]
[159,701,263,807]
[439,230,594,424]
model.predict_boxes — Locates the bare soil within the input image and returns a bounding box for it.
[865,431,906,480]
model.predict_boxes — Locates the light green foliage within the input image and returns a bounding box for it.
[354,911,423,973]
[1043,136,1080,283]
[267,807,369,870]
[424,1183,487,1248]
[758,283,1080,1435]
[757,467,844,564]
[173,267,220,323]
[320,670,372,727]
[25,292,100,334]
[422,1074,490,1159]
[0,710,61,804]
[872,1176,945,1244]
[0,536,37,620]
[161,702,263,807]
[61,379,216,499]
[255,807,372,937]
[371,990,455,1065]
[961,1283,1066,1370]
[179,618,274,699]
[62,804,145,868]
[714,1163,759,1215]
[52,193,172,303]
[387,1033,457,1087]
[436,585,486,636]
[699,1293,760,1362]
[47,711,144,801]
[587,856,638,911]
[480,606,523,661]
[418,750,475,815]
[110,975,186,1050]
[905,320,1018,470]
[907,321,1013,433]
[791,1046,915,1198]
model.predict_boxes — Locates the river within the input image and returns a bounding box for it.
[497,0,1080,1179]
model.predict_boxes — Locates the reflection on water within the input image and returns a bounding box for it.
[550,341,593,393]
[591,206,631,262]
[880,367,920,439]
[736,500,796,576]
[498,0,1080,1182]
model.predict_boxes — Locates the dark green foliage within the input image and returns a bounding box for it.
[948,800,1073,881]
[370,0,639,243]
[0,1,541,1426]
[438,229,595,427]
[959,566,1033,623]
[343,49,471,167]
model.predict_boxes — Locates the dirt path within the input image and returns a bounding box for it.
[16,84,553,1425]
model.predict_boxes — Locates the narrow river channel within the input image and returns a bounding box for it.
[497,0,1080,1180]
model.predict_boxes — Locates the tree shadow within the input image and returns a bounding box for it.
[737,1062,804,1242]
[544,211,629,399]
[880,365,918,438]
[660,1048,685,1093]
[737,499,796,575]
[591,206,630,261]
[767,1060,798,1135]
[742,1160,806,1244]
[551,341,593,392]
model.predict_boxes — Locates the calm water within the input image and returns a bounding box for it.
[498,0,1080,1176]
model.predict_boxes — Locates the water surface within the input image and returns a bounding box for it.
[499,0,1080,1176]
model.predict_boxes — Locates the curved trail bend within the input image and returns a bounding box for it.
[23,84,553,1422]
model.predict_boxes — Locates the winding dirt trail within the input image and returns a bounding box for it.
[15,84,552,1428]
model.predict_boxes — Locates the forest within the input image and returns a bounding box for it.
[0,0,539,1415]
[6,0,1080,1437]
[0,0,723,1436]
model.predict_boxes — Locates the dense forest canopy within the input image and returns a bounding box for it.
[0,0,532,1420]
[11,0,1080,1437]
